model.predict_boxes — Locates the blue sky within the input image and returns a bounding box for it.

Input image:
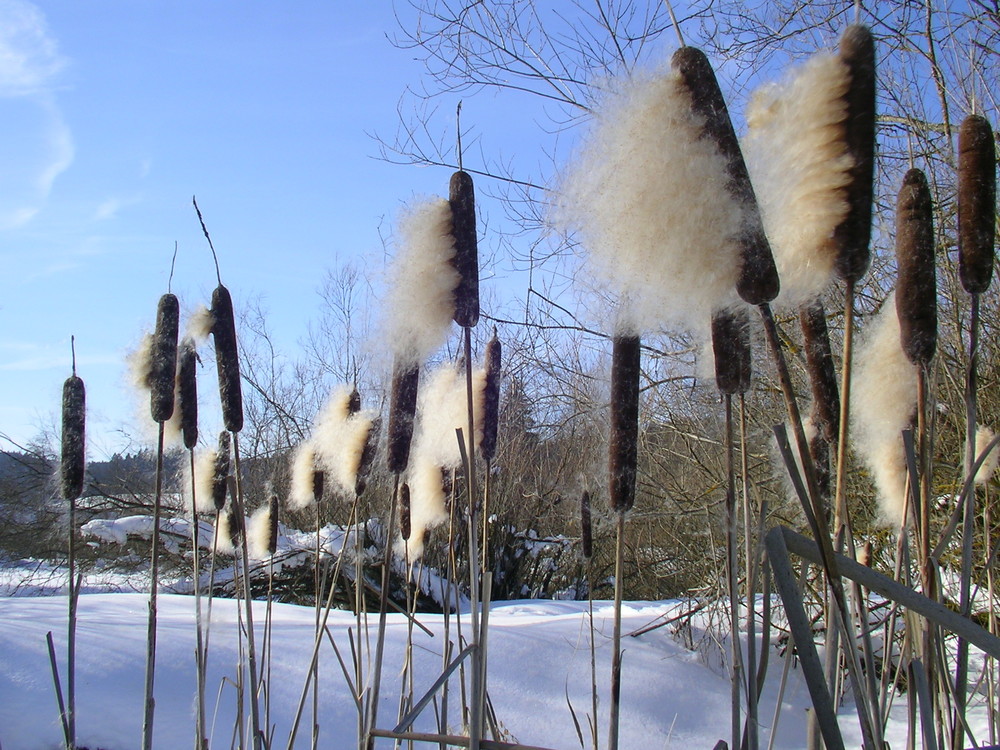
[0,1,534,458]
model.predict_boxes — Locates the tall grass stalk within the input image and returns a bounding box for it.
[141,421,167,750]
[607,511,626,750]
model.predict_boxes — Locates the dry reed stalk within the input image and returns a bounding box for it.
[61,348,85,750]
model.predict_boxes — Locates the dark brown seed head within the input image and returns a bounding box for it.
[312,469,325,505]
[150,293,179,423]
[799,302,840,444]
[176,338,199,450]
[895,168,937,367]
[355,417,380,496]
[833,24,877,284]
[958,114,996,295]
[482,330,501,462]
[609,336,641,513]
[449,170,480,328]
[670,47,779,306]
[61,374,86,501]
[212,430,231,511]
[227,502,243,549]
[211,285,243,433]
[711,308,751,396]
[581,490,593,559]
[400,482,412,541]
[347,386,361,415]
[387,362,420,474]
[267,494,279,555]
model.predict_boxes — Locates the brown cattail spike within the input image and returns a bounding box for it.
[711,308,751,396]
[800,302,840,444]
[227,502,243,549]
[387,363,420,474]
[833,24,877,284]
[958,114,996,295]
[211,285,243,433]
[400,482,412,542]
[449,170,480,328]
[150,293,179,423]
[177,338,199,450]
[267,494,279,555]
[212,431,231,511]
[581,490,593,559]
[671,47,779,306]
[347,387,361,415]
[61,373,86,501]
[482,330,501,462]
[312,469,324,505]
[609,336,641,513]
[895,168,937,367]
[355,417,380,496]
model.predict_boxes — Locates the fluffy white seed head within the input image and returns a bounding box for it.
[852,294,919,526]
[383,199,460,366]
[312,385,377,497]
[553,64,744,336]
[402,455,450,560]
[745,52,854,309]
[973,425,999,484]
[412,362,486,469]
[187,305,214,343]
[247,502,275,559]
[214,510,235,555]
[288,440,320,511]
[183,448,218,513]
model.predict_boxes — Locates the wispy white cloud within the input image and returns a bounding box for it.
[0,0,66,96]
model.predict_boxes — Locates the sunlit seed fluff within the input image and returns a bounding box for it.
[288,440,321,511]
[187,305,215,343]
[851,295,919,526]
[213,508,235,556]
[184,448,219,514]
[127,333,155,392]
[312,385,378,497]
[745,52,854,308]
[973,426,999,485]
[383,198,461,367]
[402,455,450,559]
[411,362,486,469]
[247,501,276,560]
[553,63,743,336]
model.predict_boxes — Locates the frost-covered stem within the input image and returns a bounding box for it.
[189,450,208,750]
[141,422,166,750]
[724,394,742,750]
[740,394,759,750]
[607,510,626,750]
[67,497,77,750]
[366,475,400,748]
[954,294,981,743]
[232,434,264,750]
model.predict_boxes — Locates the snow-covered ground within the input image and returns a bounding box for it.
[0,574,992,749]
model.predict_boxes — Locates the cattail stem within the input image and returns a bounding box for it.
[607,510,626,750]
[724,393,743,750]
[141,422,166,750]
[189,449,208,750]
[740,394,760,750]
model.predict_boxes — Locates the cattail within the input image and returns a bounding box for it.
[894,168,936,367]
[958,114,996,295]
[312,385,378,496]
[210,285,243,433]
[800,302,840,444]
[972,426,1000,485]
[61,371,86,501]
[212,431,231,511]
[449,170,480,328]
[384,199,461,368]
[354,418,379,496]
[609,336,640,513]
[387,363,420,474]
[149,293,179,423]
[671,46,779,306]
[400,482,412,542]
[227,502,243,550]
[185,448,218,513]
[852,294,918,526]
[581,490,593,559]
[711,308,751,396]
[268,494,279,554]
[832,24,877,284]
[174,338,199,450]
[744,51,854,307]
[553,55,744,336]
[482,330,501,463]
[411,361,486,469]
[214,505,235,555]
[404,456,450,558]
[288,440,321,510]
[247,498,278,559]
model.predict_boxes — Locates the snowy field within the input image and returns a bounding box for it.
[0,572,989,750]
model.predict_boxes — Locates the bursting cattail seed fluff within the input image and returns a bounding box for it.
[288,440,321,511]
[312,385,378,497]
[973,426,1000,484]
[184,448,219,514]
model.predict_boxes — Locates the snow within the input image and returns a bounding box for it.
[0,575,993,749]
